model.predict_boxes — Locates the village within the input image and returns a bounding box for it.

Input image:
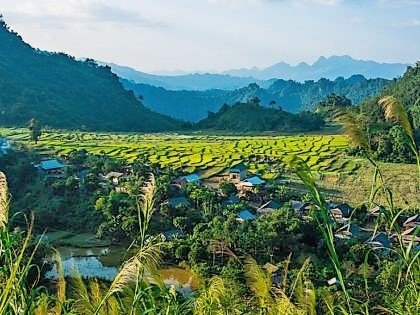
[31,150,420,254]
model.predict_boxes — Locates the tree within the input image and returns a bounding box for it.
[173,216,189,233]
[219,182,237,196]
[319,93,352,108]
[28,118,42,143]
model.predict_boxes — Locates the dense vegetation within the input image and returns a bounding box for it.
[196,100,325,132]
[123,75,389,121]
[342,63,419,163]
[0,18,184,132]
[0,137,418,314]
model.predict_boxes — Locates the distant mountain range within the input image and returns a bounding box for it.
[122,75,390,122]
[223,55,409,81]
[98,62,271,91]
[104,56,409,91]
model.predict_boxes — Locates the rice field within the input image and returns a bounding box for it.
[1,128,418,207]
[0,128,354,178]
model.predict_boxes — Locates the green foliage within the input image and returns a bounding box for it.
[0,21,184,132]
[28,118,42,143]
[124,74,389,122]
[356,63,420,163]
[197,101,325,132]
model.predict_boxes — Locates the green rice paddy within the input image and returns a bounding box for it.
[1,128,354,179]
[2,128,417,207]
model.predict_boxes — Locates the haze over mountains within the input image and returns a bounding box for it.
[223,55,409,81]
[122,76,390,122]
[104,56,409,91]
[0,16,413,132]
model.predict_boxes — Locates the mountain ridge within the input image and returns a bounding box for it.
[223,55,410,81]
[102,56,409,91]
[122,75,390,122]
[0,19,184,132]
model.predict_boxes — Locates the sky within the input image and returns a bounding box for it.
[0,0,419,73]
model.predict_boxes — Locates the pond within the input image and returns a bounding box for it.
[44,243,199,297]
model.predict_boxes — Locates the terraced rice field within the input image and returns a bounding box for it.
[1,128,417,207]
[0,128,356,179]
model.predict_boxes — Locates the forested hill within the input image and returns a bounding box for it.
[381,62,420,108]
[354,62,419,163]
[122,75,390,122]
[0,19,184,132]
[196,101,325,132]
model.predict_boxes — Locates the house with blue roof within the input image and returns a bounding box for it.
[237,175,266,193]
[39,159,65,174]
[257,200,282,215]
[175,173,201,186]
[367,232,392,249]
[236,209,256,222]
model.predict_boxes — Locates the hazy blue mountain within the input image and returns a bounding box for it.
[224,55,409,80]
[101,62,271,91]
[122,75,389,122]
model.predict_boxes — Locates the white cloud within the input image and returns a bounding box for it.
[1,0,164,28]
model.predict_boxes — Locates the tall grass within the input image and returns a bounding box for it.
[286,95,420,314]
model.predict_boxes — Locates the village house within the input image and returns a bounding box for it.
[101,171,124,185]
[162,229,184,241]
[328,203,353,223]
[237,175,265,193]
[222,194,239,207]
[257,200,282,215]
[367,232,392,249]
[39,159,66,175]
[227,163,247,184]
[334,223,367,240]
[290,200,307,214]
[175,173,201,187]
[236,209,256,222]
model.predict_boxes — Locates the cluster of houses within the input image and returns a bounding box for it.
[34,157,134,194]
[175,163,267,194]
[29,155,420,252]
[172,163,419,252]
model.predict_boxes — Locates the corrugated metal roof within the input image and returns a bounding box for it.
[184,173,201,183]
[245,176,265,186]
[237,209,256,221]
[40,159,65,170]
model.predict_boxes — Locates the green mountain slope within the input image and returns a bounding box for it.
[196,101,324,132]
[357,63,419,162]
[0,19,184,132]
[123,76,390,122]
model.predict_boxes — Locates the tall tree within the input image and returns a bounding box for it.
[28,118,42,144]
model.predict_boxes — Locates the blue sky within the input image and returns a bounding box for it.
[0,0,419,73]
